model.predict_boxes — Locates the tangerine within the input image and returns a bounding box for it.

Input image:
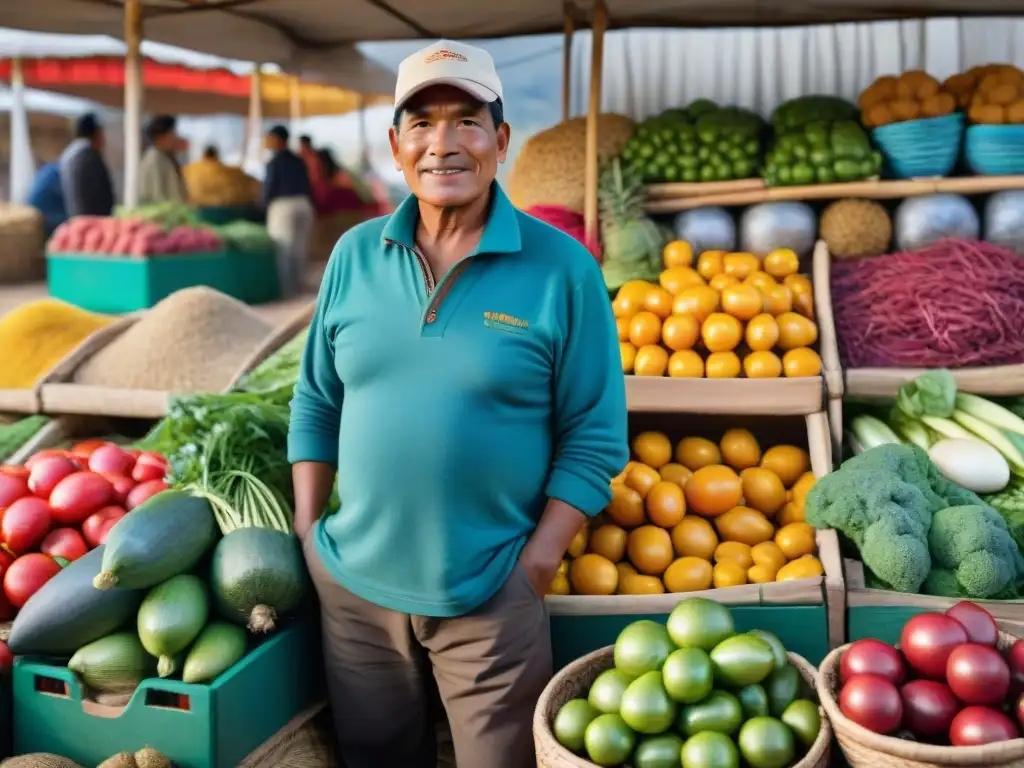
[701,313,743,352]
[659,266,705,294]
[709,273,740,291]
[740,467,787,516]
[632,431,673,469]
[620,573,666,594]
[569,554,619,595]
[720,284,765,322]
[696,250,725,279]
[763,284,794,316]
[672,286,720,323]
[662,314,700,351]
[615,315,630,342]
[685,464,743,517]
[633,345,669,377]
[627,525,676,575]
[719,428,762,470]
[760,445,811,487]
[606,483,646,528]
[668,350,705,378]
[743,350,782,379]
[713,560,748,588]
[705,351,742,378]
[764,248,799,278]
[616,561,638,584]
[646,481,686,527]
[782,348,822,378]
[643,286,675,319]
[675,437,722,470]
[670,516,718,560]
[659,463,693,488]
[723,252,760,280]
[662,556,714,593]
[588,524,628,562]
[745,313,780,352]
[619,342,637,373]
[663,240,695,268]
[624,462,661,500]
[629,311,663,347]
[776,312,818,350]
[744,270,778,292]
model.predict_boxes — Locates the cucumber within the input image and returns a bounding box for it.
[67,632,154,693]
[182,622,247,684]
[211,527,308,633]
[137,574,209,677]
[7,546,144,656]
[95,490,217,591]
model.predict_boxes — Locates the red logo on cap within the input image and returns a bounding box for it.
[425,50,468,64]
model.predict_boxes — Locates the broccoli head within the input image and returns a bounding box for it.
[805,465,932,593]
[928,504,1024,599]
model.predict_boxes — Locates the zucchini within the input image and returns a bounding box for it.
[211,527,308,633]
[137,574,209,677]
[182,622,247,684]
[95,490,217,591]
[67,632,154,693]
[7,546,144,656]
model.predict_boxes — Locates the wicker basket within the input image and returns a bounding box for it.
[816,632,1024,768]
[534,645,832,768]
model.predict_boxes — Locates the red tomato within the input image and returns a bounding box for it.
[40,528,88,562]
[48,472,113,525]
[131,460,166,483]
[24,449,73,471]
[101,474,135,507]
[81,506,127,548]
[900,680,959,737]
[0,548,13,578]
[0,587,12,622]
[946,602,999,647]
[840,639,906,686]
[0,466,29,481]
[947,643,1010,706]
[0,497,51,553]
[126,449,142,460]
[126,480,168,510]
[69,440,107,461]
[950,706,1019,746]
[900,613,968,679]
[1010,639,1024,698]
[1017,694,1024,731]
[0,472,29,508]
[3,553,61,608]
[839,673,904,734]
[27,456,78,499]
[0,640,11,674]
[87,444,135,477]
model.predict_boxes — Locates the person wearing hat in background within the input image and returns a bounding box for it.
[58,112,114,218]
[138,114,188,206]
[288,38,626,768]
[262,125,314,297]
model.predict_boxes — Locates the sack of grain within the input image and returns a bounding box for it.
[507,114,636,213]
[0,204,45,283]
[239,707,335,768]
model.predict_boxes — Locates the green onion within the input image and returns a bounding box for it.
[850,415,902,450]
[891,416,934,451]
[952,410,1024,476]
[956,393,1024,437]
[920,415,977,442]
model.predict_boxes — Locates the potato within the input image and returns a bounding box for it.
[987,84,1020,106]
[1006,100,1024,124]
[889,99,922,122]
[921,92,956,118]
[969,103,1007,124]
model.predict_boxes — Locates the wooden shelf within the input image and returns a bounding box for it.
[625,376,826,415]
[644,175,1024,213]
[845,365,1024,399]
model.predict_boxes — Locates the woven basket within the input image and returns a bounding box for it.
[872,114,963,179]
[816,632,1024,768]
[534,645,832,768]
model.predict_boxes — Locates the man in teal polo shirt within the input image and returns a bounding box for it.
[288,38,628,768]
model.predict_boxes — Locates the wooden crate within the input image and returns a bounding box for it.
[812,239,844,461]
[37,302,313,419]
[5,414,157,466]
[547,411,845,669]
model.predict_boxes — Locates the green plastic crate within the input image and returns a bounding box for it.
[13,620,322,768]
[227,248,280,304]
[0,676,10,761]
[550,604,830,671]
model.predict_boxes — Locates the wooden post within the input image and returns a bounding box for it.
[562,2,574,122]
[289,76,302,136]
[583,0,607,247]
[245,64,264,169]
[122,0,143,209]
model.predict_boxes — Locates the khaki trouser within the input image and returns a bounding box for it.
[303,535,552,768]
[266,196,315,298]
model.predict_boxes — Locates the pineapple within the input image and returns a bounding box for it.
[599,158,665,290]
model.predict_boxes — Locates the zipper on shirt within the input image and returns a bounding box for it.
[388,239,471,327]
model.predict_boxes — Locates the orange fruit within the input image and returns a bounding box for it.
[663,240,694,269]
[632,431,673,468]
[760,445,811,487]
[675,437,722,470]
[684,464,743,517]
[663,556,714,593]
[620,342,637,373]
[751,541,788,573]
[620,573,666,594]
[783,274,813,295]
[745,313,780,352]
[624,462,661,500]
[670,516,718,560]
[568,525,589,557]
[713,560,748,588]
[627,525,675,575]
[706,351,742,379]
[715,541,754,569]
[793,291,815,319]
[701,313,743,352]
[784,275,815,318]
[783,348,822,378]
[660,463,693,488]
[720,284,766,321]
[723,252,760,280]
[763,248,800,278]
[740,467,787,516]
[659,266,705,295]
[616,561,638,583]
[661,314,700,351]
[775,522,818,559]
[606,483,646,528]
[611,292,641,318]
[672,286,720,323]
[615,316,630,342]
[790,471,817,509]
[588,524,628,562]
[744,270,777,292]
[743,350,782,379]
[709,273,740,291]
[668,350,705,378]
[548,572,571,595]
[613,460,635,484]
[569,553,619,595]
[633,345,669,377]
[777,502,804,527]
[696,250,725,280]
[748,564,779,584]
[714,506,775,547]
[776,312,818,350]
[643,286,675,319]
[646,481,686,527]
[719,428,762,470]
[763,284,794,316]
[777,555,824,581]
[629,311,663,347]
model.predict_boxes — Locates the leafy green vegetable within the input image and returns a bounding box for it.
[985,481,1024,552]
[234,329,308,404]
[896,369,957,419]
[0,415,49,462]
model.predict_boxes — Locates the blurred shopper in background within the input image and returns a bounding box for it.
[139,114,188,206]
[263,125,314,297]
[59,112,114,218]
[27,161,67,237]
[299,134,323,189]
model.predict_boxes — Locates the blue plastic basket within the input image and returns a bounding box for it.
[872,113,964,178]
[965,124,1024,175]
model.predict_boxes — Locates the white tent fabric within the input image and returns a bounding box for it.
[569,17,1024,120]
[7,63,34,204]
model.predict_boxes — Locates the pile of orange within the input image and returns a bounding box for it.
[614,240,822,379]
[549,428,825,597]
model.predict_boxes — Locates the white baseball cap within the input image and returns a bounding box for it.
[394,39,503,110]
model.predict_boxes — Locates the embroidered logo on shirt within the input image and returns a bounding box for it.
[425,50,468,64]
[483,311,529,334]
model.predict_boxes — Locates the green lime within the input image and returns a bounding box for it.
[663,647,714,704]
[635,733,685,768]
[667,599,735,651]
[585,713,637,767]
[738,717,796,768]
[736,683,769,718]
[621,671,678,735]
[681,731,739,768]
[709,634,775,688]
[553,698,599,753]
[614,620,676,680]
[588,668,631,714]
[764,663,801,717]
[678,690,743,737]
[746,630,787,671]
[781,699,821,749]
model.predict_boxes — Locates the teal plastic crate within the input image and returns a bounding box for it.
[227,248,280,304]
[0,676,10,761]
[550,604,830,671]
[13,620,322,768]
[195,205,261,226]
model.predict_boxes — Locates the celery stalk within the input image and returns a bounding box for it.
[850,415,902,450]
[956,393,1024,437]
[953,410,1024,475]
[893,417,933,451]
[920,415,978,441]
